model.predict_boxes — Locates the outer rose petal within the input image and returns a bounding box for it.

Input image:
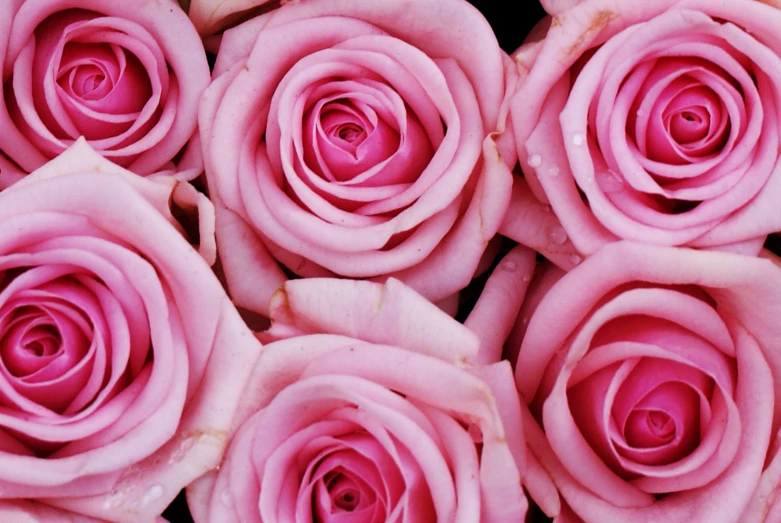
[0,141,261,521]
[0,499,116,522]
[0,0,210,177]
[514,242,780,522]
[261,277,481,364]
[187,0,277,36]
[743,427,781,521]
[464,245,536,365]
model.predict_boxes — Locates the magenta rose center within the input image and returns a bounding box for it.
[321,469,366,512]
[626,409,676,445]
[630,60,734,168]
[301,431,396,522]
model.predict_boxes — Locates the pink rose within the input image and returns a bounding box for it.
[0,0,210,179]
[514,242,781,521]
[188,277,527,522]
[200,0,517,316]
[0,140,259,521]
[511,0,781,257]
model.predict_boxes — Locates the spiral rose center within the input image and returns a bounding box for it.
[0,267,151,430]
[625,409,676,447]
[70,65,109,98]
[305,97,404,183]
[668,107,708,143]
[312,461,379,522]
[56,40,152,114]
[334,123,366,146]
[325,471,361,511]
[631,64,734,168]
[21,12,157,143]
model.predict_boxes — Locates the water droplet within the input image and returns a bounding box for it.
[549,226,567,245]
[546,166,560,177]
[521,275,530,282]
[572,132,585,146]
[104,491,123,510]
[502,261,517,272]
[528,154,542,168]
[221,490,235,508]
[569,254,582,265]
[597,170,624,193]
[143,485,164,505]
[169,435,196,464]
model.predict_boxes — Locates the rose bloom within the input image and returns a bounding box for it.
[511,0,781,257]
[0,141,259,521]
[187,277,528,522]
[200,0,517,316]
[513,241,781,522]
[0,0,210,180]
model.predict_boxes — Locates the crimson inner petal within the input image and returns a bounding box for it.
[668,107,709,144]
[313,466,378,521]
[327,471,362,511]
[615,378,704,467]
[305,98,401,183]
[624,409,676,447]
[1,314,62,378]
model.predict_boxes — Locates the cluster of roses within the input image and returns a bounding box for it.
[1,0,781,522]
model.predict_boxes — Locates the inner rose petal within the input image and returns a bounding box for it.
[264,36,466,234]
[305,96,403,184]
[293,72,434,214]
[626,409,676,446]
[615,376,705,466]
[647,81,731,163]
[1,314,61,377]
[313,465,379,519]
[0,277,107,415]
[59,42,152,115]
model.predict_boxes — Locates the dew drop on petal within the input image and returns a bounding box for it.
[572,132,585,146]
[569,254,582,265]
[143,485,164,505]
[522,275,530,282]
[103,491,123,510]
[503,261,517,272]
[549,226,567,245]
[168,435,196,464]
[221,490,235,508]
[546,166,560,177]
[528,154,542,168]
[597,170,624,193]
